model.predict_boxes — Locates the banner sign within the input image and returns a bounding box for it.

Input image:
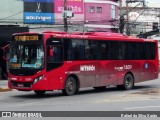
[24,12,54,24]
[24,0,54,3]
[24,2,54,13]
[54,0,83,14]
[24,0,54,24]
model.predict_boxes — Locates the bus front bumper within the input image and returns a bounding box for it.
[8,79,49,91]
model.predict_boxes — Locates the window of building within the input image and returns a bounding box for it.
[111,5,116,19]
[90,6,95,13]
[97,7,102,13]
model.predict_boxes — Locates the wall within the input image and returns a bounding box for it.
[24,0,54,24]
[54,0,84,24]
[85,3,112,24]
[0,0,119,32]
[122,0,160,33]
[0,0,23,25]
[84,0,119,32]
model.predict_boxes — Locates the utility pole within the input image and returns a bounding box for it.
[119,0,125,34]
[119,0,122,16]
[126,1,130,36]
[158,13,160,34]
[125,0,146,36]
[64,0,68,32]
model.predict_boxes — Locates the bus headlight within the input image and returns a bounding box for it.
[34,75,44,84]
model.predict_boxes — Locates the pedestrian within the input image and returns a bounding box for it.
[0,48,8,80]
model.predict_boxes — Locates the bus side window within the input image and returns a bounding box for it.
[66,39,85,60]
[139,43,146,60]
[49,46,54,57]
[47,46,54,63]
[150,43,156,59]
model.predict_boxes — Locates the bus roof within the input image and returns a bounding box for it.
[43,31,125,37]
[43,31,157,42]
[13,31,157,42]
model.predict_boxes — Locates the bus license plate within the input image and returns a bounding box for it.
[17,84,24,87]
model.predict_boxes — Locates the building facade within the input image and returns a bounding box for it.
[0,0,119,32]
[84,0,119,32]
[0,0,23,25]
[121,0,160,34]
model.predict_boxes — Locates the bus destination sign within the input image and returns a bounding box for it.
[15,35,39,41]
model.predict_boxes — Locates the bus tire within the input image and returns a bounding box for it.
[62,77,77,96]
[122,74,134,90]
[34,90,46,96]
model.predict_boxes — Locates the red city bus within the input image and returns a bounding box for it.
[7,31,159,96]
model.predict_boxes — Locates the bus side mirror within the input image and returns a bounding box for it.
[2,44,10,61]
[49,47,54,57]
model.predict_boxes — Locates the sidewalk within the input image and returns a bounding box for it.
[0,80,12,92]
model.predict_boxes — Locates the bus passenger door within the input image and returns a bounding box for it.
[46,38,64,90]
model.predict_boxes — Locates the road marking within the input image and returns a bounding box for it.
[125,106,160,110]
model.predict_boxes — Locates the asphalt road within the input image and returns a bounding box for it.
[0,79,160,120]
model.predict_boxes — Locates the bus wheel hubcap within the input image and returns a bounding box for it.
[126,77,132,87]
[67,81,74,92]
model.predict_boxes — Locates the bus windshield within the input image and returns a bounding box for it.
[9,44,44,69]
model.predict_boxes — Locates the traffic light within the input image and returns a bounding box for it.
[119,15,125,34]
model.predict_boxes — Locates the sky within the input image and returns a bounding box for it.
[145,0,160,7]
[123,0,160,6]
[124,0,159,4]
[145,0,159,3]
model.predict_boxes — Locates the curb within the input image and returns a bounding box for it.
[0,87,12,92]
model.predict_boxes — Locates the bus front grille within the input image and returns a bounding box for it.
[11,81,33,88]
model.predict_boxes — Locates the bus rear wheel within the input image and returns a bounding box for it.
[117,74,134,90]
[62,77,77,96]
[34,90,46,96]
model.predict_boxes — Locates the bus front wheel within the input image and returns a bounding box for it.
[62,77,77,96]
[34,90,46,96]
